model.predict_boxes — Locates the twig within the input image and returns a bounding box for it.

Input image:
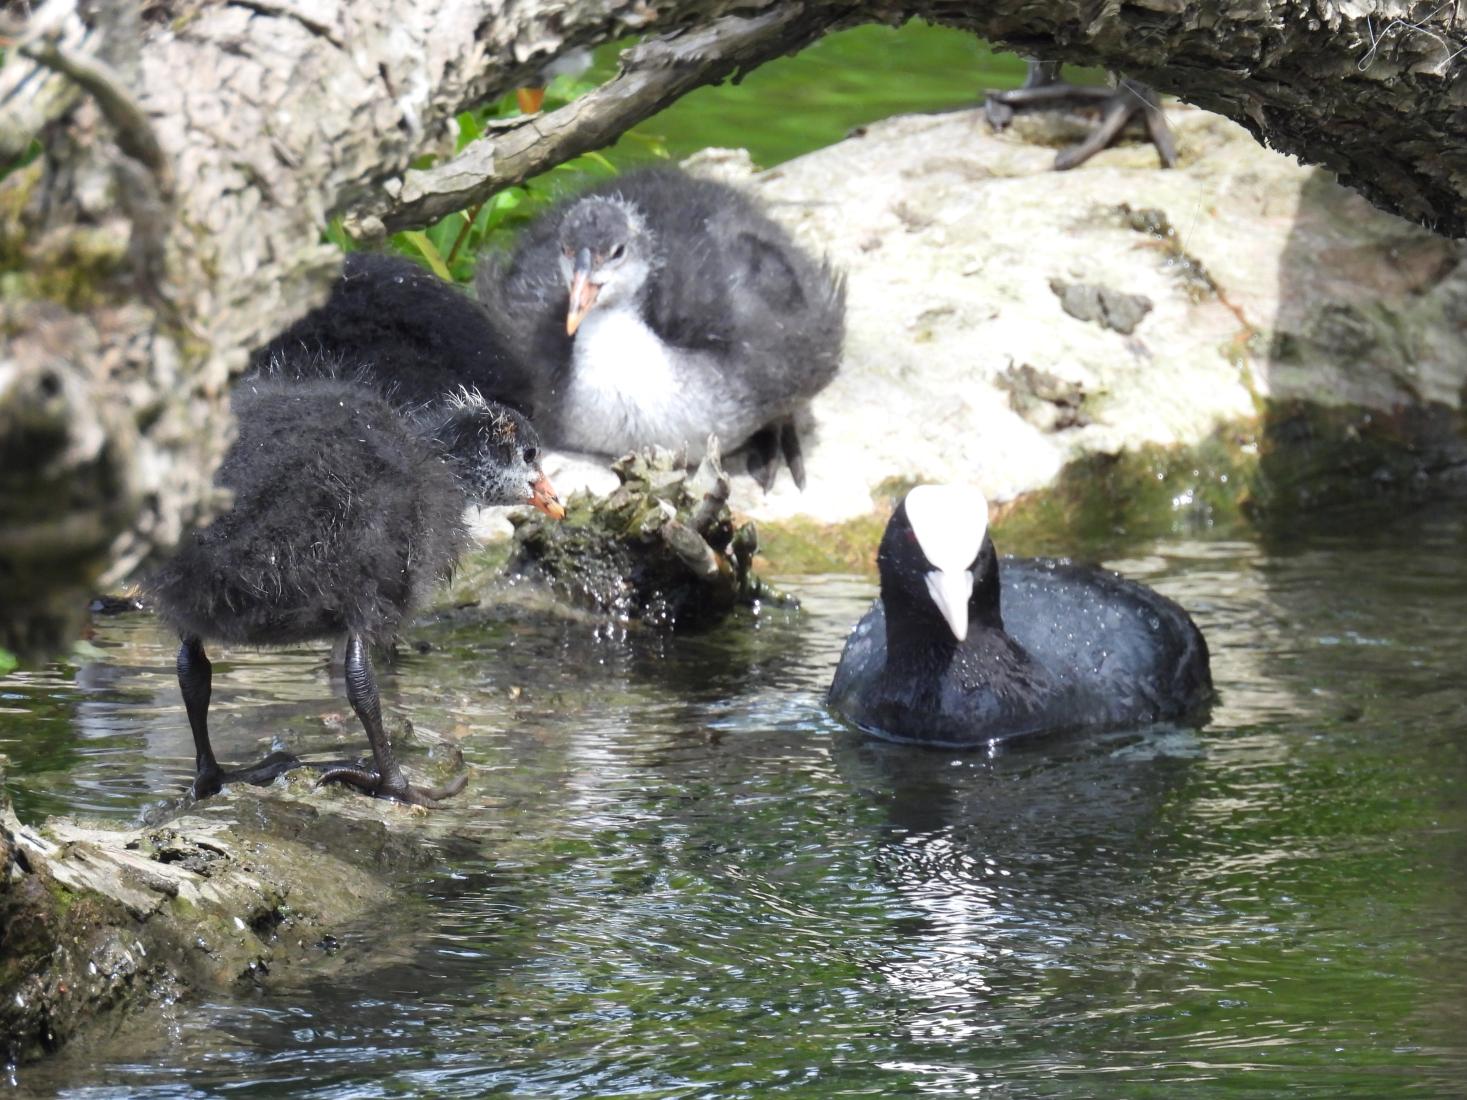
[445,200,484,269]
[17,35,174,197]
[344,4,833,240]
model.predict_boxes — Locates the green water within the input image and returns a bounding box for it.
[5,509,1467,1096]
[604,22,1021,169]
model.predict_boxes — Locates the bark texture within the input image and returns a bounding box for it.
[2,0,1465,654]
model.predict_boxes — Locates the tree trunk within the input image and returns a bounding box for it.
[2,0,1463,655]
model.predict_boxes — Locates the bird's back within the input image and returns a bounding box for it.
[148,377,469,648]
[999,558,1211,724]
[629,169,845,402]
[256,253,538,416]
[830,558,1210,745]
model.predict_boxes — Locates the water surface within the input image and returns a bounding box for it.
[4,508,1466,1097]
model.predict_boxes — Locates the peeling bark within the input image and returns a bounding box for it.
[3,0,1465,655]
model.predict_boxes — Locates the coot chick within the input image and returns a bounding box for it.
[147,374,563,805]
[985,61,1177,171]
[255,252,538,416]
[476,166,845,489]
[829,485,1210,747]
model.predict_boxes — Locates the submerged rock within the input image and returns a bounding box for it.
[506,441,789,630]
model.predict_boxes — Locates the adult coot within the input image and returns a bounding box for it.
[829,485,1211,747]
[147,373,563,805]
[476,166,845,489]
[255,252,538,415]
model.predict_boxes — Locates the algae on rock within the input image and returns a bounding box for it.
[0,753,463,1066]
[508,442,790,630]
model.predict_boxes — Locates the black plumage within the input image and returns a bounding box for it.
[147,372,561,805]
[254,252,538,415]
[829,485,1211,747]
[476,166,845,489]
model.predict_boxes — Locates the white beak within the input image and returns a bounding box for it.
[924,568,973,641]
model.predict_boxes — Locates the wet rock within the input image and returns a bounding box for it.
[0,752,464,1066]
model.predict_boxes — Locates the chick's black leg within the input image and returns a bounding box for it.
[315,632,466,807]
[177,635,302,800]
[178,635,223,800]
[745,425,781,493]
[777,417,807,492]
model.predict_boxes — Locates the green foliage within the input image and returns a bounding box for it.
[323,22,1019,287]
[0,647,16,675]
[0,137,41,188]
[318,61,635,285]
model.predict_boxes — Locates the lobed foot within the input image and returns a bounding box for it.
[189,750,303,801]
[313,761,470,808]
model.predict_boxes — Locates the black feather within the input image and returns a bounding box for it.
[829,495,1212,747]
[255,253,538,417]
[147,376,469,647]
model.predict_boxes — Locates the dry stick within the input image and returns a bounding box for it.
[345,3,834,241]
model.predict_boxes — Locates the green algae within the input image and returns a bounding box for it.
[749,399,1467,574]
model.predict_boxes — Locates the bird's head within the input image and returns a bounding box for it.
[556,195,656,334]
[877,484,996,642]
[431,389,564,518]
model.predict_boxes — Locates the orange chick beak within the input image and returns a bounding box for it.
[566,247,599,335]
[530,473,566,520]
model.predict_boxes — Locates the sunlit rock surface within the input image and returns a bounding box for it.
[739,104,1465,521]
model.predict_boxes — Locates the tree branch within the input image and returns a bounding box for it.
[15,34,173,197]
[345,4,837,240]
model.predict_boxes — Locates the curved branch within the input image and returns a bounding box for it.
[16,36,173,197]
[346,5,837,240]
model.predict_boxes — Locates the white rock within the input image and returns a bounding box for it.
[536,105,1467,528]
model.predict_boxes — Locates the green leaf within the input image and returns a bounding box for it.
[400,230,453,281]
[578,150,617,174]
[0,647,16,675]
[322,217,357,252]
[457,109,484,148]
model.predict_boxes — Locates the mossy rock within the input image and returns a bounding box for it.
[508,444,792,630]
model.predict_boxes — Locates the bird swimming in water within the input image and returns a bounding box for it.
[476,166,845,490]
[254,252,539,416]
[829,484,1210,747]
[147,371,563,806]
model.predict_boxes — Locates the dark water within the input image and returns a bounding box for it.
[4,507,1467,1097]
